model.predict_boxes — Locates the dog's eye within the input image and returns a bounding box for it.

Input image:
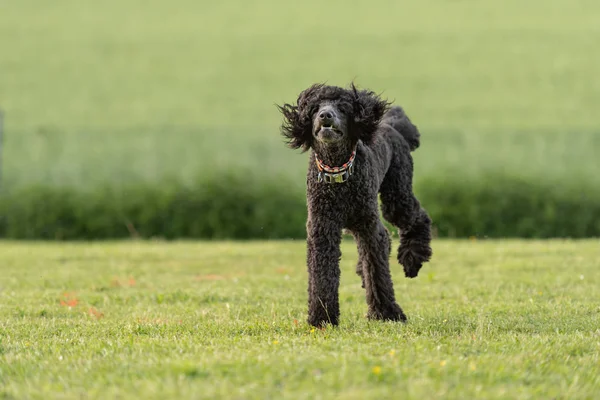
[339,102,352,114]
[308,105,320,118]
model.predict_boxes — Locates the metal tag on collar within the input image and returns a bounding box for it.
[319,160,355,184]
[321,171,343,184]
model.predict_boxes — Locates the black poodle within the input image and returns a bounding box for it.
[277,83,433,327]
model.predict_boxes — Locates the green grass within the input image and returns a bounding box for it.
[1,239,599,399]
[1,0,600,187]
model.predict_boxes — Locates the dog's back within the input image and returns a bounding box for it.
[381,105,420,152]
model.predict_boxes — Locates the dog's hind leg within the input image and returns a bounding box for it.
[350,232,366,288]
[355,259,366,288]
[396,207,432,278]
[352,220,406,322]
[379,154,432,278]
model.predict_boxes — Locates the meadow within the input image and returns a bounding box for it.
[1,239,599,399]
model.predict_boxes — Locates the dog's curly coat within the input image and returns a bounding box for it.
[278,83,432,327]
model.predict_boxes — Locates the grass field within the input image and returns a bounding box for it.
[1,239,599,399]
[1,0,600,187]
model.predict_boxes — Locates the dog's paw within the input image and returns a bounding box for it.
[307,312,339,328]
[307,319,338,328]
[404,265,421,278]
[398,243,431,278]
[398,249,422,278]
[403,263,422,278]
[367,303,407,322]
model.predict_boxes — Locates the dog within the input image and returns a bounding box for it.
[277,83,432,327]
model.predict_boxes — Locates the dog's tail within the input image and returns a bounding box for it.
[381,105,420,151]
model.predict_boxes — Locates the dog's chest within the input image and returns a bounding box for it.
[307,175,376,225]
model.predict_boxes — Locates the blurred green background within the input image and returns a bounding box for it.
[1,0,599,238]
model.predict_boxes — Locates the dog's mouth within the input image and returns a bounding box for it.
[316,125,343,143]
[317,123,340,134]
[316,125,342,143]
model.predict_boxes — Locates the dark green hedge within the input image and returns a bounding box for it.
[0,173,598,240]
[418,173,600,238]
[0,175,307,240]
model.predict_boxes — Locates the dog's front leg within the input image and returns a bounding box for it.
[354,220,407,322]
[306,218,343,327]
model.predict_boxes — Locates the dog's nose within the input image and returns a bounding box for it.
[318,107,335,122]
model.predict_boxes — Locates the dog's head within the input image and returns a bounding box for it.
[277,83,391,152]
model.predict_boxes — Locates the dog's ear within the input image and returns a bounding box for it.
[277,84,324,152]
[350,83,391,144]
[277,102,309,151]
